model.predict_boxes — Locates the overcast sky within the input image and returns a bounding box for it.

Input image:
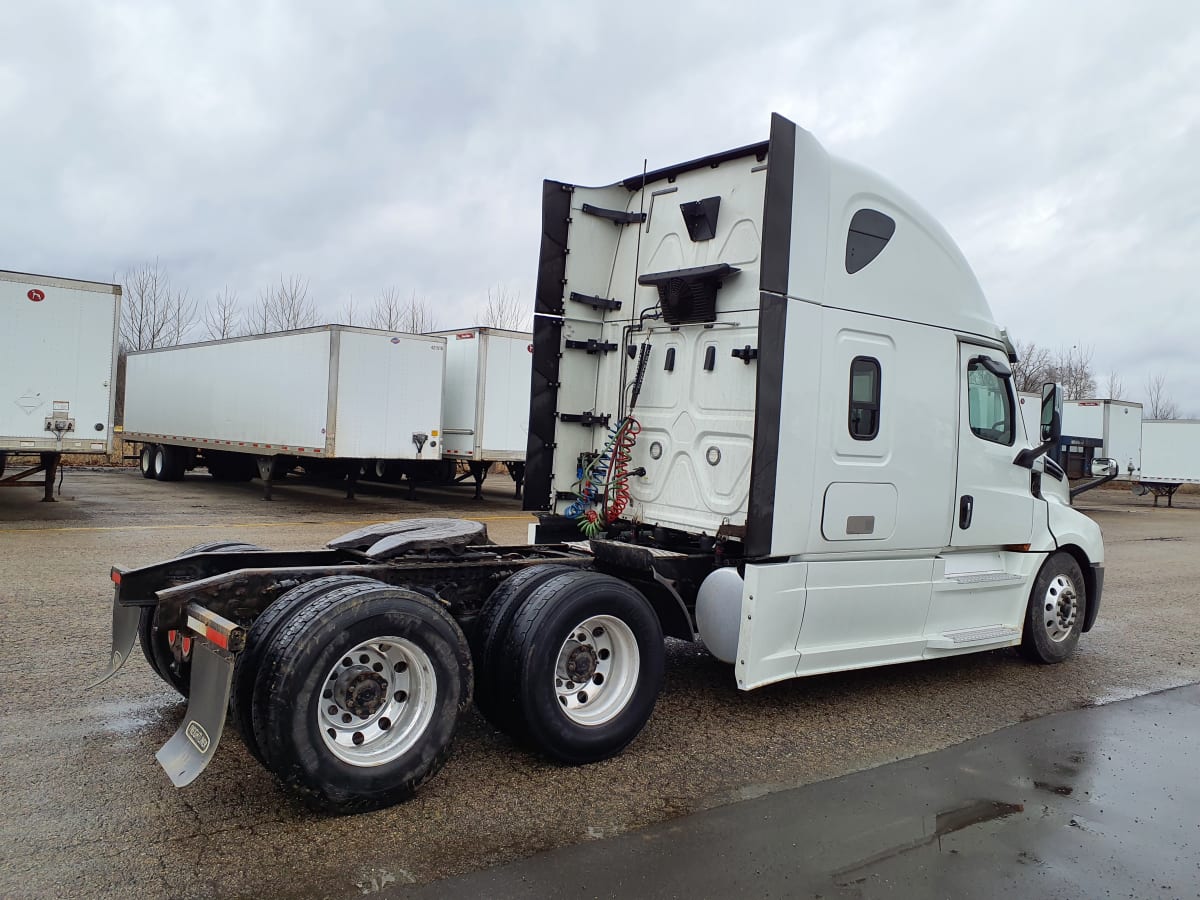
[3,2,1197,411]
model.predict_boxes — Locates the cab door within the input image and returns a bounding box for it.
[951,344,1035,548]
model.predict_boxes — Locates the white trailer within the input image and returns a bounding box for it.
[425,326,531,497]
[1,269,121,501]
[1136,420,1200,506]
[122,326,446,499]
[1059,399,1142,481]
[96,114,1105,814]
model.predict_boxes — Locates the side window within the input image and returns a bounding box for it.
[845,209,896,274]
[848,356,881,440]
[967,358,1015,445]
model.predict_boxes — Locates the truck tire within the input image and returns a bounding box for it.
[471,564,578,732]
[153,444,186,481]
[252,581,472,813]
[137,541,267,696]
[1020,553,1087,664]
[139,445,157,479]
[233,574,386,765]
[500,570,664,765]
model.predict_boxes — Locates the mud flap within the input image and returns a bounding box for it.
[155,642,234,787]
[88,589,141,689]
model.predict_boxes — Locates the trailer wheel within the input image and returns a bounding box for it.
[137,541,267,696]
[153,444,186,481]
[1020,553,1087,664]
[252,582,472,813]
[139,445,156,479]
[502,571,664,764]
[233,574,385,765]
[471,564,578,732]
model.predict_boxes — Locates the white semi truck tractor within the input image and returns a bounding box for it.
[94,114,1104,814]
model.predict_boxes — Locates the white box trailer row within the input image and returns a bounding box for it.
[121,325,531,499]
[96,114,1105,815]
[1,269,121,501]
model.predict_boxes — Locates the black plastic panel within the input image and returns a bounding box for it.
[534,180,573,315]
[845,209,896,274]
[621,141,769,192]
[680,197,721,242]
[523,314,564,511]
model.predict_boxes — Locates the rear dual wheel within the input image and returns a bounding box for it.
[153,444,186,481]
[483,568,664,765]
[249,581,472,813]
[139,446,156,479]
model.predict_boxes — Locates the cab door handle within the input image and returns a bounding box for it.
[959,495,974,529]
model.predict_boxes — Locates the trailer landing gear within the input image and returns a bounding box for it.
[0,451,62,501]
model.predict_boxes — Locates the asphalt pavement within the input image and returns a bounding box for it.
[407,683,1199,899]
[0,470,1198,898]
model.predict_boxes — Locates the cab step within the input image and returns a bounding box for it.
[926,625,1020,649]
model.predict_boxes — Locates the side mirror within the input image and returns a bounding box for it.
[1040,382,1062,444]
[1091,457,1118,477]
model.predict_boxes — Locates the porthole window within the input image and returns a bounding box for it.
[848,356,881,440]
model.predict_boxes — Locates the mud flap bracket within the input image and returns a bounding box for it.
[156,641,235,787]
[88,585,141,689]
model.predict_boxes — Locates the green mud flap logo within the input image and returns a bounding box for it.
[185,721,211,754]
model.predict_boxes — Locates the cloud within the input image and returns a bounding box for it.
[1,1,1196,408]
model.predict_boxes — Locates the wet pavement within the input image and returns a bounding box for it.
[1,472,1199,898]
[409,684,1199,898]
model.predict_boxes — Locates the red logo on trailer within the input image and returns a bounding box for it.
[28,289,45,302]
[527,343,533,353]
[456,332,475,340]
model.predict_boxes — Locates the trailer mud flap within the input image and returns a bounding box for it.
[155,642,234,787]
[88,589,141,688]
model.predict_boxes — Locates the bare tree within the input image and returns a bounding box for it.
[1145,373,1181,419]
[369,288,437,333]
[369,286,404,330]
[1105,370,1126,401]
[120,261,196,351]
[1051,344,1096,400]
[203,287,241,340]
[339,294,358,326]
[1011,339,1054,392]
[479,284,528,331]
[400,292,436,333]
[244,275,318,334]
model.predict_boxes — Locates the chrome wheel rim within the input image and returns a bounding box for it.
[553,615,639,726]
[317,636,436,766]
[1042,574,1078,643]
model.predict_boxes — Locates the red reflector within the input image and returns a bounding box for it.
[205,626,229,650]
[111,570,122,584]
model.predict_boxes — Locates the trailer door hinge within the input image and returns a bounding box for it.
[731,345,758,364]
[565,339,618,355]
[559,411,611,428]
[570,292,623,312]
[581,203,646,226]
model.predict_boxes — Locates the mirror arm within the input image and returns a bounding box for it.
[1069,466,1120,499]
[1014,440,1054,469]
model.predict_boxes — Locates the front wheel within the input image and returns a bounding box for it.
[252,582,472,813]
[1020,553,1086,664]
[501,571,664,765]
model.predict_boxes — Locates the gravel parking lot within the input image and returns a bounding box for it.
[1,470,1197,899]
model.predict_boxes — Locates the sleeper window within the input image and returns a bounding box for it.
[848,356,881,440]
[967,359,1015,446]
